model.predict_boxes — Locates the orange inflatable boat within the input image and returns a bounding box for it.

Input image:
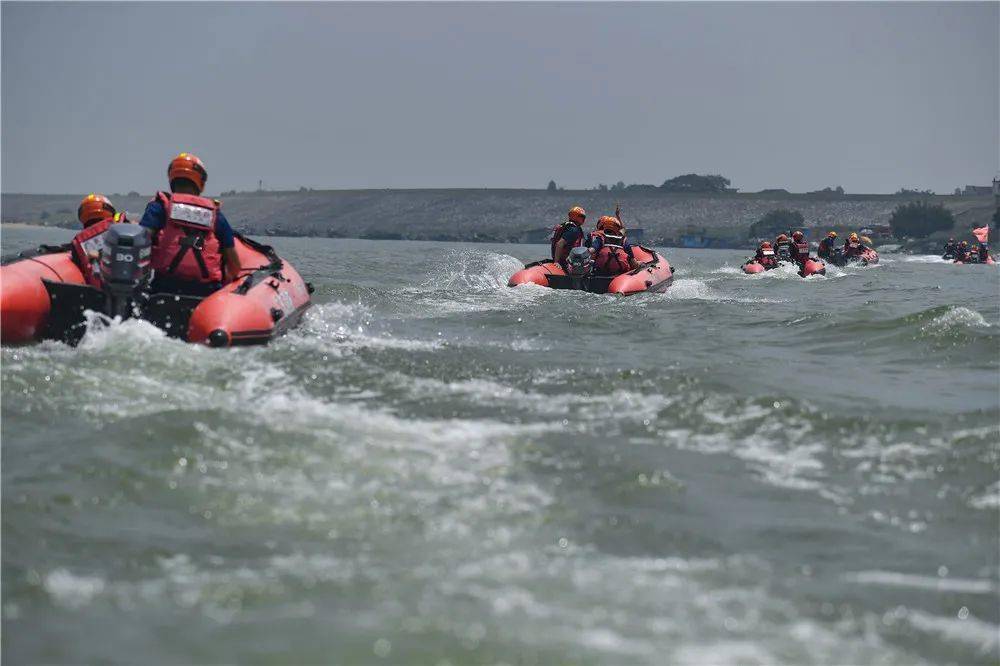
[509,246,674,295]
[1,225,312,346]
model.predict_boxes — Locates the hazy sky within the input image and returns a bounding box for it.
[2,2,997,194]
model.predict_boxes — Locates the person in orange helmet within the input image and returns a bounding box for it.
[788,230,812,265]
[843,232,865,258]
[551,206,588,269]
[754,240,778,269]
[817,231,838,260]
[70,194,128,287]
[589,215,638,276]
[139,153,241,296]
[773,233,793,261]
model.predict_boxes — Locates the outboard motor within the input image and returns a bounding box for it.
[566,246,593,276]
[99,223,152,318]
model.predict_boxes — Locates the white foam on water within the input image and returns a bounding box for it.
[450,548,911,664]
[291,299,446,353]
[710,265,747,276]
[900,255,953,264]
[398,374,570,416]
[76,312,171,351]
[968,481,1000,510]
[661,278,783,304]
[906,610,1000,656]
[420,250,526,293]
[659,401,830,495]
[843,571,996,594]
[43,569,107,609]
[922,306,991,333]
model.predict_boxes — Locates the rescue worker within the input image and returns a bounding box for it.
[942,238,958,259]
[773,233,793,261]
[70,194,128,287]
[977,242,991,262]
[955,240,971,262]
[843,232,865,258]
[789,230,811,264]
[140,153,241,296]
[589,215,638,276]
[817,231,837,260]
[754,241,779,269]
[551,206,587,269]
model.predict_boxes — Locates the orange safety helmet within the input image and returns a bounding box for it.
[597,215,624,234]
[567,206,587,225]
[168,152,207,193]
[77,193,116,228]
[827,231,837,238]
[776,233,789,242]
[849,232,859,242]
[791,230,804,241]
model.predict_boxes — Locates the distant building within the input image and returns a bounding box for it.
[962,185,992,196]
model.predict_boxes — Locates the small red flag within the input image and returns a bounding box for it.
[972,226,989,243]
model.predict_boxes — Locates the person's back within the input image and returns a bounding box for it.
[978,243,990,262]
[591,216,636,276]
[141,153,241,296]
[943,239,957,257]
[774,234,793,261]
[70,194,127,288]
[955,241,971,261]
[789,231,810,263]
[551,206,587,267]
[817,232,837,259]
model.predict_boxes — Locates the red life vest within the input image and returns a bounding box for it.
[792,241,810,261]
[756,248,777,268]
[844,241,862,256]
[591,230,631,276]
[71,217,116,287]
[151,192,222,283]
[550,221,583,259]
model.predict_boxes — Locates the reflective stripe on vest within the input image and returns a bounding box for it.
[602,233,625,248]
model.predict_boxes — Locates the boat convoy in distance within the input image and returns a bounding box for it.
[0,172,996,347]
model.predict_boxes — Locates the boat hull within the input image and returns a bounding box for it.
[1,247,85,344]
[1,237,311,347]
[508,246,673,295]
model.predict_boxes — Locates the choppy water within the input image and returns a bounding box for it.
[3,227,998,665]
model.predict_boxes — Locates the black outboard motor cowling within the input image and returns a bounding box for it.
[99,223,152,317]
[567,246,593,276]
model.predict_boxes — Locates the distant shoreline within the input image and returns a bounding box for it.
[3,189,994,249]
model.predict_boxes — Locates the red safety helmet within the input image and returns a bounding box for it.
[77,193,116,228]
[760,241,772,249]
[776,234,789,242]
[597,215,624,234]
[567,206,587,225]
[168,152,207,193]
[792,231,804,241]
